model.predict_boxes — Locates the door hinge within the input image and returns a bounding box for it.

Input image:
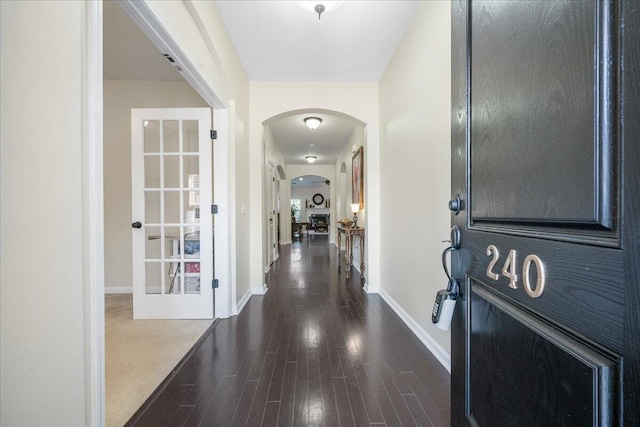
[212,279,219,289]
[273,177,275,182]
[211,204,218,214]
[210,129,217,140]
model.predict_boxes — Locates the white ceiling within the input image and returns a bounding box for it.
[103,1,420,165]
[291,175,331,187]
[269,112,358,165]
[215,1,421,81]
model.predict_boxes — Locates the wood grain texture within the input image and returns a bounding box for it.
[622,0,640,423]
[470,286,614,426]
[451,1,635,426]
[469,0,615,227]
[129,239,451,426]
[450,1,469,426]
[464,231,625,353]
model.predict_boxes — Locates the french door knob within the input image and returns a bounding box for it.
[132,221,142,229]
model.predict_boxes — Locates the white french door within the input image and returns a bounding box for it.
[131,108,213,319]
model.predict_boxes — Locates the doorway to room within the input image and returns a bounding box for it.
[291,175,331,240]
[101,2,231,425]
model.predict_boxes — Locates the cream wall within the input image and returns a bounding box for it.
[335,126,366,261]
[1,1,88,424]
[103,80,208,291]
[263,124,286,272]
[2,1,251,423]
[147,0,252,307]
[250,84,380,292]
[379,1,452,367]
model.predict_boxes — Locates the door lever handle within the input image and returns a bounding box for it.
[132,221,142,229]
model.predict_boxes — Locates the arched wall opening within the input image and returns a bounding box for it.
[249,82,380,296]
[290,174,332,239]
[263,108,365,251]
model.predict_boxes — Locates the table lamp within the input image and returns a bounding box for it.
[351,204,360,228]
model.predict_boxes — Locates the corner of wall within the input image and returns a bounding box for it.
[379,288,451,372]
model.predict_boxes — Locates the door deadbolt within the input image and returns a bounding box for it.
[449,194,462,215]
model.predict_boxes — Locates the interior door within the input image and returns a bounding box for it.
[131,108,213,319]
[267,162,276,266]
[451,1,640,425]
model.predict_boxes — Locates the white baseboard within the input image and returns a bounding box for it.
[233,288,252,315]
[104,286,132,294]
[363,282,378,293]
[265,265,271,274]
[252,283,268,295]
[379,288,451,373]
[281,240,292,245]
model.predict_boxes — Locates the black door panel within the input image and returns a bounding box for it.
[451,1,639,425]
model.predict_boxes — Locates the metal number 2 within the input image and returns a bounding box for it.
[486,245,500,280]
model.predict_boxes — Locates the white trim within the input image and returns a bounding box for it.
[233,288,252,315]
[252,284,269,295]
[265,265,271,274]
[82,1,105,425]
[104,286,133,294]
[281,240,292,245]
[214,109,233,320]
[379,288,451,373]
[130,108,213,320]
[118,0,226,109]
[363,282,378,294]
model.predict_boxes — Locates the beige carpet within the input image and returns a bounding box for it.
[105,294,214,427]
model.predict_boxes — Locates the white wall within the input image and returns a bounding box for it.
[103,80,208,292]
[379,1,452,368]
[1,1,88,424]
[291,182,331,222]
[250,84,379,293]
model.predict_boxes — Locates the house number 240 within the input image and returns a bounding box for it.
[486,245,546,298]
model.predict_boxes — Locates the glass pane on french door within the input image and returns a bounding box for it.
[143,118,201,295]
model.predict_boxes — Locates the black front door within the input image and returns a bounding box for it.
[451,1,640,425]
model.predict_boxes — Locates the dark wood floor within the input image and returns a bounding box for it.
[131,238,451,426]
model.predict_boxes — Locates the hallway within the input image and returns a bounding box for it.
[132,239,451,426]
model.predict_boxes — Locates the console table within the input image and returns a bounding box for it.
[337,226,365,279]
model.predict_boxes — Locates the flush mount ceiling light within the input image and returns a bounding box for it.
[297,1,344,20]
[306,156,318,163]
[304,117,322,130]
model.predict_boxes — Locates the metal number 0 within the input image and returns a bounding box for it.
[523,254,545,298]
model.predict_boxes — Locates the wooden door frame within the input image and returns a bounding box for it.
[82,0,233,424]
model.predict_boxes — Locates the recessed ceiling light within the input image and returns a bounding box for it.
[299,177,303,181]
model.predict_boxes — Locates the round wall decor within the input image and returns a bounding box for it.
[312,193,324,205]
